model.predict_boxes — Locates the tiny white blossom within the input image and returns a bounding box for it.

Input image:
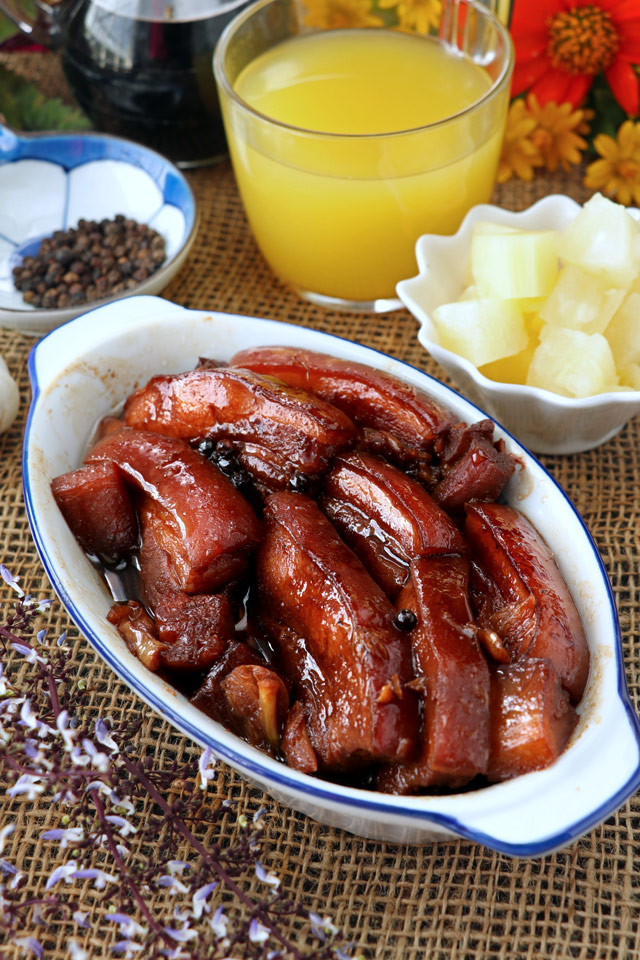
[46,861,78,890]
[31,904,46,926]
[68,939,89,960]
[163,924,197,943]
[167,860,190,876]
[309,912,339,939]
[41,827,84,849]
[249,918,270,944]
[198,746,216,790]
[105,815,137,837]
[1,564,24,596]
[209,906,228,939]
[192,881,217,919]
[255,862,280,889]
[157,875,189,895]
[72,910,90,929]
[0,823,14,855]
[106,913,147,939]
[0,665,14,698]
[56,711,76,751]
[112,941,144,955]
[70,746,92,767]
[7,774,44,800]
[12,936,42,957]
[86,780,112,796]
[19,700,39,730]
[109,791,134,815]
[11,642,45,665]
[0,695,24,716]
[88,749,110,773]
[71,867,118,890]
[34,598,53,614]
[95,718,119,753]
[36,720,56,739]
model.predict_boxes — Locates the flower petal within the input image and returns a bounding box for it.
[563,75,594,109]
[511,57,550,97]
[510,0,562,30]
[606,0,640,23]
[605,59,640,115]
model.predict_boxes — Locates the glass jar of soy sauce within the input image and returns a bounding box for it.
[0,0,252,166]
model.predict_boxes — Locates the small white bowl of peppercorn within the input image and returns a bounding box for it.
[0,123,198,335]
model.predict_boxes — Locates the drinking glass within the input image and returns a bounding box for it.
[214,0,513,311]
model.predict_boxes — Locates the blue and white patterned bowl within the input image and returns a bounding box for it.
[0,124,198,334]
[23,295,640,855]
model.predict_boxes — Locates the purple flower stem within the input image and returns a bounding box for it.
[46,672,62,718]
[0,624,28,646]
[89,788,175,949]
[3,754,112,782]
[121,756,303,959]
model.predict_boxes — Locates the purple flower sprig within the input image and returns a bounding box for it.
[0,569,362,960]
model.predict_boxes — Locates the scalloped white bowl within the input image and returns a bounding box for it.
[0,124,198,334]
[397,195,640,455]
[23,295,640,855]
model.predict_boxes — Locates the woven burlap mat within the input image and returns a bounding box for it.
[1,50,639,960]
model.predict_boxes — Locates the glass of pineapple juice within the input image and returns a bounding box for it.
[214,0,513,312]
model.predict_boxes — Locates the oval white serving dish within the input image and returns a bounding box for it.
[397,194,640,455]
[23,295,640,854]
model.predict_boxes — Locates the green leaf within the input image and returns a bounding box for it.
[0,13,19,43]
[586,76,627,145]
[0,65,91,131]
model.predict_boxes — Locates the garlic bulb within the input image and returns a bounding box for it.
[0,357,19,434]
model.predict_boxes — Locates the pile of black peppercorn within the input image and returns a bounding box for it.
[13,215,167,310]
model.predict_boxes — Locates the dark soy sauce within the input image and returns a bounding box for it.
[60,0,250,166]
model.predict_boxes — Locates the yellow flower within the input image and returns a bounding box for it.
[497,98,543,184]
[584,120,640,207]
[302,0,383,28]
[526,95,592,174]
[378,0,441,34]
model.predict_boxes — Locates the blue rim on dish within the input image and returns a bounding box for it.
[0,123,194,219]
[22,307,640,857]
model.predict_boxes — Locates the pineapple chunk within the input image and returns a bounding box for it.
[605,292,640,367]
[458,285,479,301]
[514,296,546,315]
[618,362,640,390]
[557,193,640,288]
[526,311,545,337]
[479,337,537,385]
[471,228,559,299]
[539,265,626,335]
[432,299,527,367]
[527,327,618,398]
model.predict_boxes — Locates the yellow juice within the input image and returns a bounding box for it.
[226,29,507,303]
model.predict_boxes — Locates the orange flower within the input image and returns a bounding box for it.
[510,0,640,115]
[302,0,383,28]
[497,98,543,183]
[377,0,441,33]
[526,95,592,172]
[584,119,640,205]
